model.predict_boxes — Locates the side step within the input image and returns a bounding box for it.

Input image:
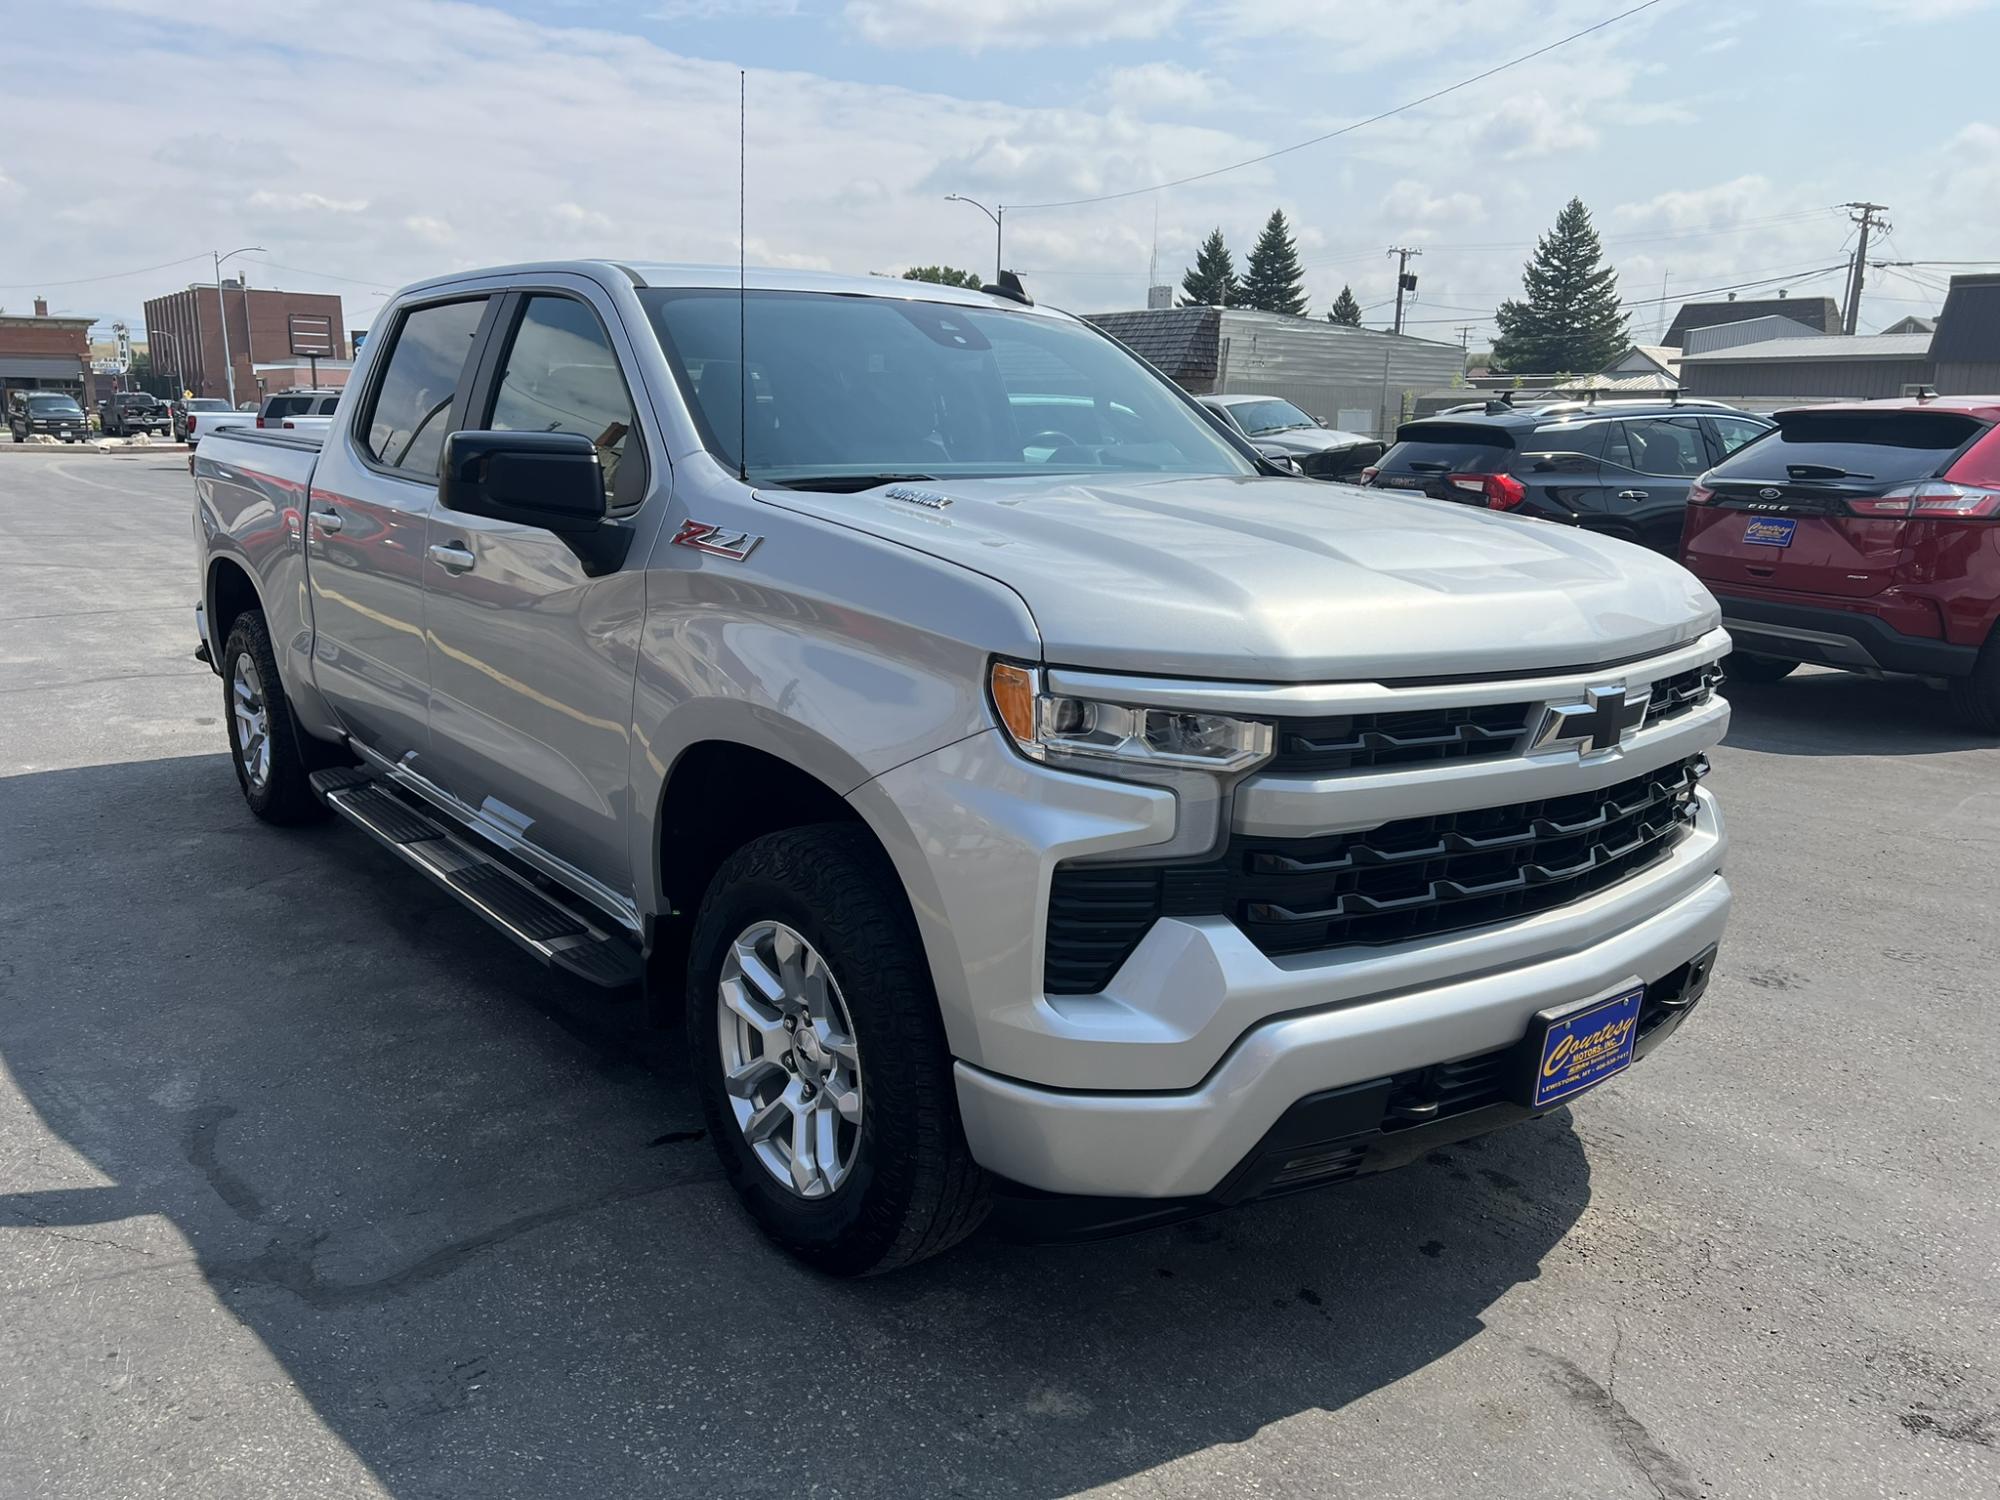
[309,768,643,988]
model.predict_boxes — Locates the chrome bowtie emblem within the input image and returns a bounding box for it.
[1534,684,1651,758]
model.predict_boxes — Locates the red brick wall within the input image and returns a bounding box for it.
[142,286,347,402]
[0,317,91,360]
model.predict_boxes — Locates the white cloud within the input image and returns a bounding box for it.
[1469,92,1600,160]
[1098,61,1220,114]
[651,0,800,17]
[1381,180,1484,227]
[846,0,1184,50]
[403,215,455,246]
[247,190,370,214]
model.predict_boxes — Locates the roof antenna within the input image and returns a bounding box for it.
[737,68,748,484]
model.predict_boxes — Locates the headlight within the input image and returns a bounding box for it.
[989,662,1273,773]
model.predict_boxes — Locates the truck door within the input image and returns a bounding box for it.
[419,288,663,896]
[303,294,491,765]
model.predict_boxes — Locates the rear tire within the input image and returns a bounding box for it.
[1724,652,1799,684]
[686,824,989,1275]
[220,610,323,825]
[1947,632,2000,733]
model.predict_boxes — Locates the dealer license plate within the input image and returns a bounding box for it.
[1743,517,1796,547]
[1529,985,1643,1108]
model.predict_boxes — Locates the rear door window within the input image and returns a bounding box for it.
[362,298,489,476]
[1707,409,1983,486]
[1514,419,1606,474]
[1606,417,1708,477]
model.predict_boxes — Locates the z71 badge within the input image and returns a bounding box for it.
[671,519,764,561]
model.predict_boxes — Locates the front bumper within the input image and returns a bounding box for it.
[956,862,1727,1201]
[1716,591,1976,678]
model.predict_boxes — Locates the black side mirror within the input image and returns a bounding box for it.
[438,430,631,575]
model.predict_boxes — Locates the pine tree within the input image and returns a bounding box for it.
[1239,209,1308,315]
[1491,197,1628,373]
[1326,285,1363,326]
[1179,229,1238,307]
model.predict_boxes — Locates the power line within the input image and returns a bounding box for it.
[0,251,211,291]
[240,257,396,292]
[1008,0,1667,211]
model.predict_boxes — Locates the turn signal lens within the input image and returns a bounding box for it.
[989,662,1037,744]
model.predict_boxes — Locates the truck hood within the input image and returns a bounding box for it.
[757,472,1719,681]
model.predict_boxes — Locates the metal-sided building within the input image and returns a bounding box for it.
[1085,307,1465,439]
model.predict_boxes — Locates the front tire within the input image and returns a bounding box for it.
[220,610,321,824]
[1724,652,1799,684]
[686,824,989,1275]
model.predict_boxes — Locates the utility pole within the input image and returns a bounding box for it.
[1455,325,1476,352]
[1388,245,1422,336]
[1655,269,1671,343]
[212,246,265,406]
[1840,202,1889,335]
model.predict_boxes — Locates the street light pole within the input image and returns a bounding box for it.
[944,194,1003,283]
[212,246,265,406]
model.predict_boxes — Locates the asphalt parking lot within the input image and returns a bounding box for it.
[2,448,1996,1500]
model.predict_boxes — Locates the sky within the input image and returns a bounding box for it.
[4,0,1999,355]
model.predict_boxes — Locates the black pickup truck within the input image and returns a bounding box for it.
[98,391,172,437]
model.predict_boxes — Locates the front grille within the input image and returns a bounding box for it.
[1269,700,1534,775]
[1044,755,1705,993]
[1642,662,1722,728]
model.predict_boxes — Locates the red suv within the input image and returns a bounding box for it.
[1680,396,2000,727]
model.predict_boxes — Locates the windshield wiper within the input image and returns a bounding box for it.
[764,473,938,494]
[1786,463,1873,481]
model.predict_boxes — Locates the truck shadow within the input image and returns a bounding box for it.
[1722,667,1997,757]
[0,754,1592,1499]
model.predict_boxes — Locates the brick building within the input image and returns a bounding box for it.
[0,297,95,407]
[142,282,346,403]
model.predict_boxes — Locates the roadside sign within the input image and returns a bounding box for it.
[287,314,337,358]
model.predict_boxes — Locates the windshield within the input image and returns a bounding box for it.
[27,395,84,415]
[1226,398,1317,436]
[639,288,1256,485]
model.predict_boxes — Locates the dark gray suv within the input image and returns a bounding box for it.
[1367,399,1773,555]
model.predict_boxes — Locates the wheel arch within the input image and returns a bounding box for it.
[206,554,264,657]
[648,736,929,1008]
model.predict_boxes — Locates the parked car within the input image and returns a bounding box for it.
[173,397,236,443]
[190,261,1731,1273]
[1366,399,1774,555]
[255,388,342,429]
[1679,395,2000,726]
[98,391,172,437]
[1197,394,1381,480]
[8,390,89,442]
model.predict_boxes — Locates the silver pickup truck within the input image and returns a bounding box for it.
[192,262,1732,1273]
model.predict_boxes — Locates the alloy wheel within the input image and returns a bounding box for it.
[716,921,864,1200]
[231,652,272,792]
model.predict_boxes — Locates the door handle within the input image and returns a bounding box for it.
[309,507,343,532]
[1617,489,1650,501]
[429,542,476,573]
